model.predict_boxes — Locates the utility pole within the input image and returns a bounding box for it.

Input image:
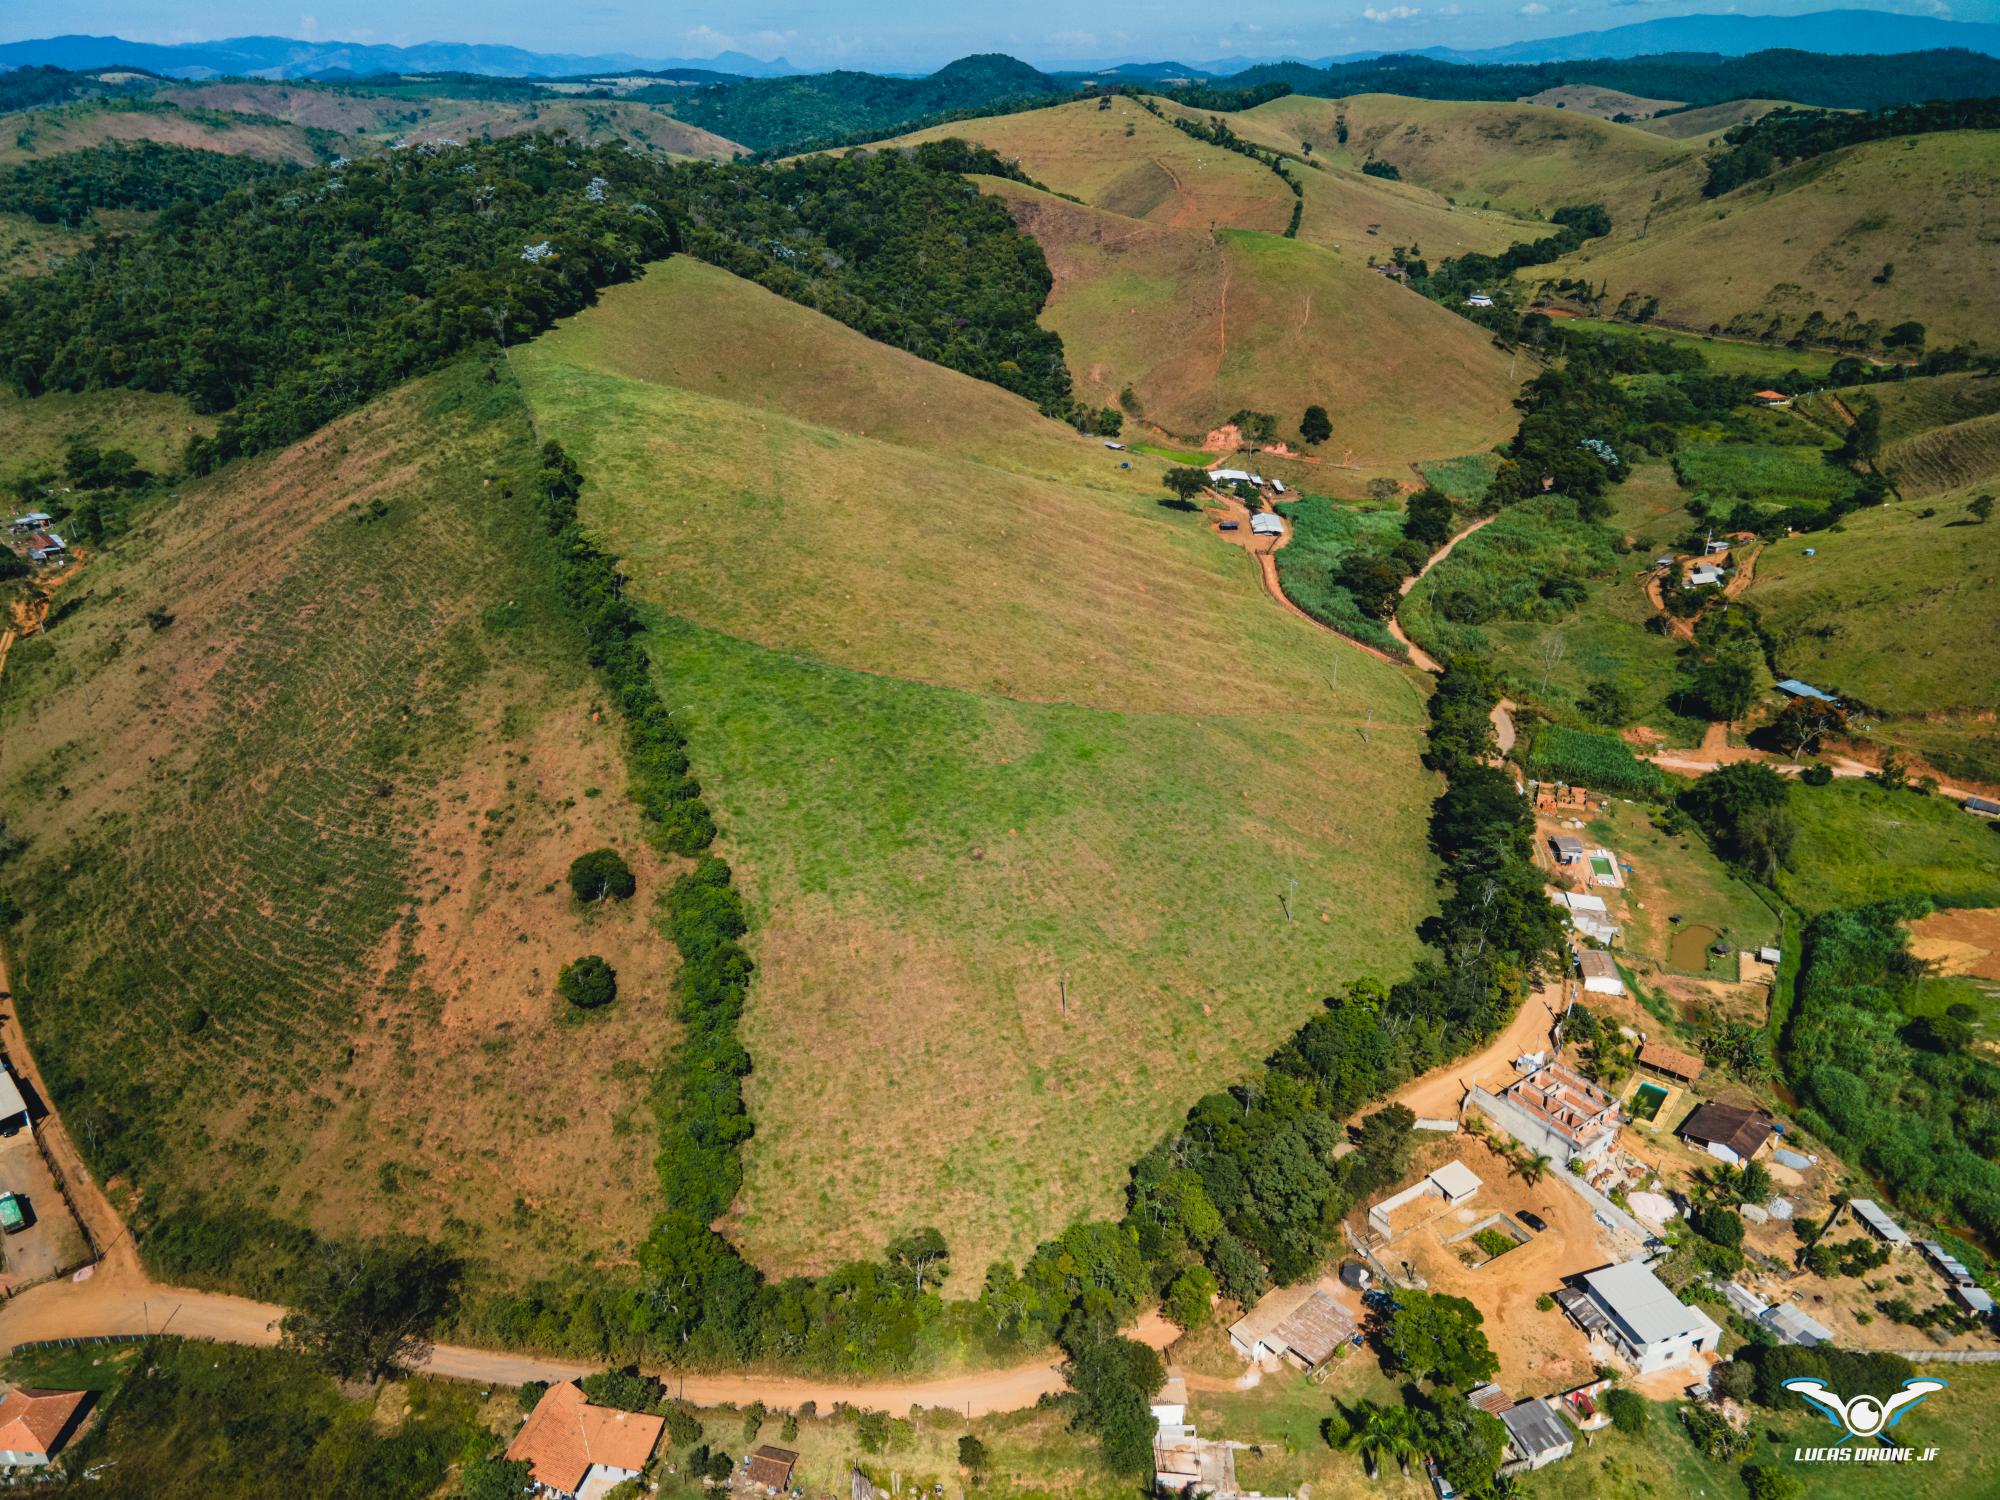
[1281,877,1297,923]
[1060,969,1069,1019]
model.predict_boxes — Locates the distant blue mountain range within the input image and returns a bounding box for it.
[2,10,1995,84]
[0,33,798,80]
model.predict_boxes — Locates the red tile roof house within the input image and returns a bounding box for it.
[0,1386,89,1468]
[506,1380,664,1500]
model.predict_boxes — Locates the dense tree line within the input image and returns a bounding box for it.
[0,64,146,113]
[1227,48,2000,113]
[0,140,294,226]
[1704,96,2000,197]
[0,134,1092,466]
[1781,899,2000,1246]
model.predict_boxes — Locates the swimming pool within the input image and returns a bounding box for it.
[1632,1081,1669,1121]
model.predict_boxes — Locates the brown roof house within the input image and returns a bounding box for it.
[1228,1284,1356,1372]
[0,1387,88,1468]
[745,1445,801,1492]
[1678,1103,1776,1166]
[507,1380,664,1500]
[1637,1041,1705,1085]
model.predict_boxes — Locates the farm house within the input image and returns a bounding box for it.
[1249,513,1284,537]
[1677,1103,1776,1166]
[1576,949,1624,996]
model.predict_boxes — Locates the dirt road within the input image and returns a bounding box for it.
[1383,514,1497,673]
[1387,977,1566,1123]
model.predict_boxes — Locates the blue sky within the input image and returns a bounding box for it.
[3,0,1982,69]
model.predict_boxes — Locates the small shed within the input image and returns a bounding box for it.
[1465,293,1495,308]
[1685,563,1724,588]
[1758,945,1782,964]
[1761,1303,1834,1347]
[1249,513,1284,537]
[1549,834,1586,865]
[1577,949,1624,996]
[1496,1397,1575,1472]
[1965,795,2000,818]
[745,1446,800,1491]
[1952,1285,1995,1316]
[1918,1239,1971,1281]
[25,533,65,563]
[9,513,51,533]
[1151,1376,1189,1431]
[1429,1159,1483,1205]
[1637,1041,1703,1083]
[1852,1200,1912,1247]
[1772,1147,1812,1171]
[1774,678,1839,704]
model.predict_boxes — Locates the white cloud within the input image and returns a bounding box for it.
[1520,2,1549,12]
[1363,5,1422,20]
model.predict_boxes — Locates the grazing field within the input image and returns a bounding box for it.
[893,95,1295,231]
[0,384,212,487]
[1147,96,1540,257]
[1632,98,1801,141]
[1881,411,2000,499]
[1540,131,2000,352]
[1674,439,1858,505]
[1753,500,2000,714]
[1563,317,1842,380]
[511,256,1439,1275]
[1517,86,1683,120]
[1269,495,1408,655]
[987,179,1519,458]
[0,362,674,1281]
[1240,94,1697,224]
[1779,778,2000,913]
[1862,370,2000,447]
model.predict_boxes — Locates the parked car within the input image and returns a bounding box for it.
[0,1193,28,1234]
[1519,1210,1549,1233]
[1426,1457,1458,1499]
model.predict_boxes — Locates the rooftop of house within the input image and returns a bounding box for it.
[505,1380,664,1495]
[1677,1102,1776,1159]
[0,1388,86,1458]
[1581,1261,1719,1348]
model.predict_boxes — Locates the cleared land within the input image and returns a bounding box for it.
[0,363,673,1279]
[1516,86,1683,120]
[0,101,326,167]
[1540,131,2000,352]
[987,179,1519,458]
[511,256,1439,1275]
[1632,98,1801,141]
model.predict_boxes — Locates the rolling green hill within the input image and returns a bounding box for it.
[509,254,1439,1274]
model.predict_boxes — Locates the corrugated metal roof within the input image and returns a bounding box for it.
[1852,1199,1911,1244]
[1582,1261,1719,1348]
[1775,679,1839,704]
[1249,513,1284,535]
[1499,1399,1573,1459]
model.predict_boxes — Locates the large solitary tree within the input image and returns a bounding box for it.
[1300,404,1333,445]
[1161,467,1210,507]
[279,1236,463,1381]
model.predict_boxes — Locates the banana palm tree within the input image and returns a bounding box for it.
[1342,1400,1421,1480]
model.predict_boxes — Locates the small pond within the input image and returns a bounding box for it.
[1669,922,1721,971]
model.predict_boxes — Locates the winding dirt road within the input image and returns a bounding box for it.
[1382,514,1495,674]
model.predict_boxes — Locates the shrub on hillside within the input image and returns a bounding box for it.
[1604,1387,1647,1434]
[567,847,636,903]
[558,955,617,1009]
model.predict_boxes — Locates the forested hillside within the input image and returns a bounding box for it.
[672,53,1064,153]
[0,135,1086,470]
